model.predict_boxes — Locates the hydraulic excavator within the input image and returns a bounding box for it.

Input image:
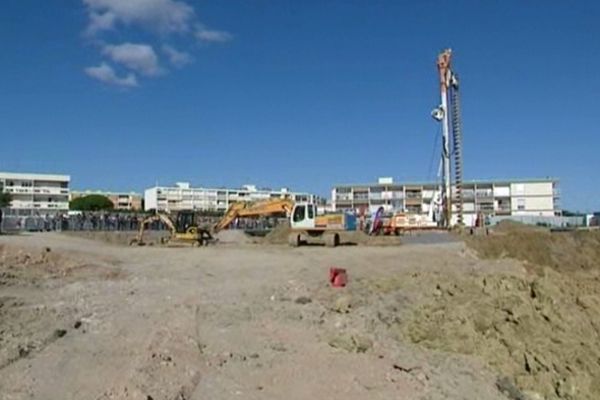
[129,210,214,247]
[214,199,357,247]
[213,198,295,233]
[131,198,357,248]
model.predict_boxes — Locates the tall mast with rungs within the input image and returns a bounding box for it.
[449,75,464,225]
[434,49,464,227]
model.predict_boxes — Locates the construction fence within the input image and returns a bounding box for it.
[0,209,282,234]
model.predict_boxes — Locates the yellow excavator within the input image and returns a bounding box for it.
[213,198,295,233]
[130,210,214,247]
[130,199,294,247]
[215,199,358,247]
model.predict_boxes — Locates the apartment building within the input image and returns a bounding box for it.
[332,177,560,225]
[144,182,320,212]
[0,172,70,215]
[70,191,143,211]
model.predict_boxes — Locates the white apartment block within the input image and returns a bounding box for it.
[144,182,319,212]
[0,172,70,215]
[332,177,560,226]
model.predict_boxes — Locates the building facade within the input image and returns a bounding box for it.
[332,177,560,225]
[70,191,143,211]
[0,172,70,215]
[144,182,320,212]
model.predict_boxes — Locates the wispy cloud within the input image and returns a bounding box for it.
[103,43,163,76]
[82,0,232,87]
[195,25,233,43]
[83,0,194,35]
[162,45,192,67]
[84,63,138,87]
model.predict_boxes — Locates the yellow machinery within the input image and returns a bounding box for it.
[130,210,213,247]
[213,198,295,233]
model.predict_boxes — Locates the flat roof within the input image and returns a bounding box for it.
[0,171,70,181]
[149,185,312,194]
[71,190,141,196]
[334,177,558,188]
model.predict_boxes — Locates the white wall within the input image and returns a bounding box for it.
[144,188,158,211]
[493,186,510,197]
[523,182,553,196]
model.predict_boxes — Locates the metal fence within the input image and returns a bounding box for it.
[0,209,282,234]
[0,211,146,233]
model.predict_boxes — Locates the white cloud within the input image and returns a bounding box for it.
[84,63,138,87]
[82,0,231,86]
[102,43,163,76]
[195,25,232,43]
[83,0,194,34]
[162,45,192,67]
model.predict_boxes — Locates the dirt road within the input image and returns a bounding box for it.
[0,232,550,399]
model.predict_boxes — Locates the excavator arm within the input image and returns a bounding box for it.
[132,213,177,245]
[213,198,295,233]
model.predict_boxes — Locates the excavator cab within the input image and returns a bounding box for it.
[290,203,316,229]
[174,210,197,233]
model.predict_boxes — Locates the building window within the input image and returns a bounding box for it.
[517,198,525,211]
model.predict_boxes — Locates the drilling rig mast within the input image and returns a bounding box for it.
[433,49,464,227]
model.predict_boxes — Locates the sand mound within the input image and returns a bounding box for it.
[403,267,600,400]
[215,229,254,244]
[492,220,547,234]
[466,229,600,272]
[263,222,291,244]
[61,231,170,246]
[393,229,600,399]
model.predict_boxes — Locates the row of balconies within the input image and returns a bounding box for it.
[4,186,69,195]
[10,201,69,209]
[336,190,531,203]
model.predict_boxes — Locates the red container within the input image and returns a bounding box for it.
[329,267,347,287]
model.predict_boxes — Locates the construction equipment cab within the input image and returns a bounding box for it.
[290,203,317,230]
[288,203,356,247]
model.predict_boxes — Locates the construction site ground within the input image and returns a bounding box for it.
[1,225,599,400]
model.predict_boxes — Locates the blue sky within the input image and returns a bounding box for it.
[1,1,599,211]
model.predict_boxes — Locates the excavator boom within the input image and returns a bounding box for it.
[214,198,295,232]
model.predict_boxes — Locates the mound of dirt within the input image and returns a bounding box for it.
[263,222,291,244]
[466,229,600,272]
[215,229,254,245]
[391,229,600,399]
[492,220,546,234]
[402,267,600,400]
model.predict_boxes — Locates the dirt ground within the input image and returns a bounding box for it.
[1,228,598,399]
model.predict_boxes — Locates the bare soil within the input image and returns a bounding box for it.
[1,229,598,400]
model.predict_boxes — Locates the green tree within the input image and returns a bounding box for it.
[70,194,114,211]
[0,192,12,208]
